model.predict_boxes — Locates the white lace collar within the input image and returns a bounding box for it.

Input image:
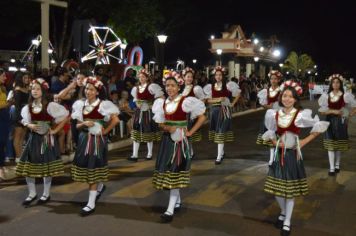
[278,108,297,127]
[329,91,343,102]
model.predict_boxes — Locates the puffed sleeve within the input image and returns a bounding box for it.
[318,93,329,112]
[131,87,138,101]
[152,98,165,123]
[257,89,268,105]
[203,84,212,99]
[98,100,120,122]
[227,81,241,97]
[148,83,164,98]
[193,85,205,100]
[21,105,31,126]
[295,109,329,133]
[47,102,69,123]
[182,97,206,120]
[262,109,277,140]
[71,100,85,121]
[344,92,356,108]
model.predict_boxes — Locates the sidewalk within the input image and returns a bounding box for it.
[2,107,264,181]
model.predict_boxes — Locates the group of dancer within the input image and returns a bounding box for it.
[12,65,356,235]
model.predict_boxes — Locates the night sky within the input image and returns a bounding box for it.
[1,0,355,77]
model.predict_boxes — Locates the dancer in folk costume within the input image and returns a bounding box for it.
[128,68,164,161]
[257,70,282,165]
[152,71,206,223]
[262,81,329,236]
[180,67,205,158]
[203,66,240,164]
[71,77,119,216]
[16,78,69,206]
[318,74,356,176]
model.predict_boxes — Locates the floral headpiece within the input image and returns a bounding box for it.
[163,70,184,86]
[280,80,303,96]
[327,74,344,82]
[268,70,283,79]
[182,67,195,76]
[30,78,49,91]
[83,76,104,90]
[139,68,150,77]
[211,66,225,74]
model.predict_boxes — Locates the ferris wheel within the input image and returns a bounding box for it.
[81,26,127,65]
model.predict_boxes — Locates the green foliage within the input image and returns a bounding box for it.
[283,51,315,79]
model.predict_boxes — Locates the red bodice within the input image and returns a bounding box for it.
[211,84,231,98]
[164,96,187,121]
[83,102,104,120]
[328,94,345,110]
[136,85,154,101]
[276,110,301,136]
[267,88,280,105]
[30,105,53,122]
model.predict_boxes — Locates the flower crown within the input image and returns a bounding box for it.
[139,68,150,77]
[211,66,225,74]
[280,80,303,96]
[30,78,49,90]
[163,70,184,86]
[182,67,195,76]
[327,74,344,82]
[268,70,283,79]
[83,76,104,90]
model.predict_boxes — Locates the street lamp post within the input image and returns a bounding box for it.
[216,49,222,66]
[157,34,167,71]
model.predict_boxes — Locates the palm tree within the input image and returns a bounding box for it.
[282,51,315,79]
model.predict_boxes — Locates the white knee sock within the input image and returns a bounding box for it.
[83,190,97,211]
[328,151,335,171]
[335,151,341,169]
[190,144,194,156]
[217,144,224,161]
[132,141,140,158]
[275,196,286,220]
[165,189,180,215]
[42,177,52,198]
[147,142,153,157]
[269,148,274,165]
[176,190,181,206]
[284,198,295,229]
[97,182,104,193]
[26,177,36,198]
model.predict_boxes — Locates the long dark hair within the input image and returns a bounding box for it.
[278,86,303,110]
[328,77,344,94]
[13,71,29,89]
[212,71,227,91]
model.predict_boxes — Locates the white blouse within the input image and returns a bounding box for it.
[71,99,119,122]
[152,96,206,123]
[181,85,205,100]
[131,83,163,101]
[21,102,69,126]
[262,108,330,140]
[203,81,241,99]
[318,92,356,112]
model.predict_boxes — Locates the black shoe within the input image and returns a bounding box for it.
[37,196,51,205]
[191,154,196,159]
[127,156,138,162]
[280,225,291,236]
[96,185,106,202]
[335,168,340,173]
[22,195,37,207]
[146,155,152,160]
[328,171,336,176]
[274,215,285,229]
[174,203,182,212]
[215,157,223,165]
[160,212,173,223]
[80,206,95,217]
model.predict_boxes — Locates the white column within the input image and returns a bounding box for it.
[246,63,252,77]
[259,64,266,80]
[41,2,50,70]
[228,61,235,79]
[234,63,240,79]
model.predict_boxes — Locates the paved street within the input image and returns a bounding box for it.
[1,100,356,236]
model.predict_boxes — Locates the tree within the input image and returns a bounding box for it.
[282,51,315,79]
